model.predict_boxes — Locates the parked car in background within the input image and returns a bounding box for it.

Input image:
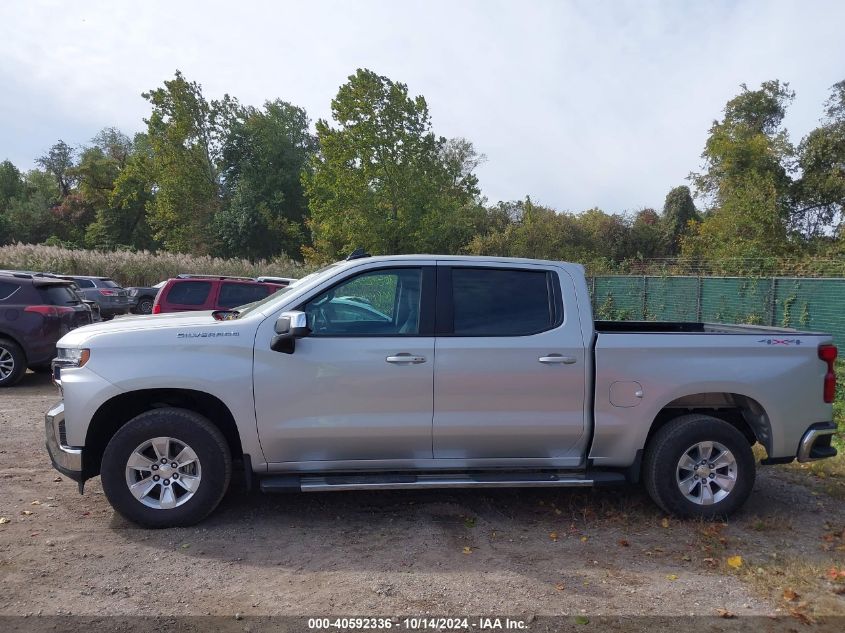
[152,275,285,314]
[54,276,131,320]
[127,281,166,315]
[0,272,92,386]
[0,270,100,322]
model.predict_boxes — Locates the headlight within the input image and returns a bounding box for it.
[55,347,91,368]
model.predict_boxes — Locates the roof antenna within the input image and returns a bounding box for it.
[345,247,371,261]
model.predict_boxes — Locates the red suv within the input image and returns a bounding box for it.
[152,275,284,314]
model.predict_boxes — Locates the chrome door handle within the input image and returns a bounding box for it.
[538,355,577,365]
[386,353,426,364]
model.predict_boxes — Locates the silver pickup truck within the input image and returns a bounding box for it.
[45,255,839,527]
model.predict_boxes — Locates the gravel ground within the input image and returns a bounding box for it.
[1,372,844,624]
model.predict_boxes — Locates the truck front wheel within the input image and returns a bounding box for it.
[643,414,755,519]
[100,408,232,528]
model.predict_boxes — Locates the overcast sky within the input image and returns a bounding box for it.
[1,0,843,213]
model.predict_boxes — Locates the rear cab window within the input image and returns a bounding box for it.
[446,267,561,336]
[166,281,212,306]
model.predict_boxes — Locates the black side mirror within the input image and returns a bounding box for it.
[271,310,311,354]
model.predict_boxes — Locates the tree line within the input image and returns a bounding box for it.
[0,70,843,272]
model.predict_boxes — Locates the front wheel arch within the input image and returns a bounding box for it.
[83,388,244,482]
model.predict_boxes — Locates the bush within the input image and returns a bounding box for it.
[0,243,313,287]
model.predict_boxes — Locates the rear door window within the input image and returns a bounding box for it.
[450,268,556,336]
[217,283,271,308]
[166,281,212,306]
[0,281,20,301]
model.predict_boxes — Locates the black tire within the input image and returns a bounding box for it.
[100,408,232,528]
[101,314,114,321]
[136,297,154,314]
[643,413,755,519]
[0,338,26,387]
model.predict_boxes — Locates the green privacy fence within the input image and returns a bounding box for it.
[588,276,845,347]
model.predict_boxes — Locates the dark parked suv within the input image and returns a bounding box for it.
[152,275,284,314]
[0,273,93,386]
[55,275,131,320]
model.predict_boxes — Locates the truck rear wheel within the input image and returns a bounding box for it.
[643,413,755,519]
[100,408,231,528]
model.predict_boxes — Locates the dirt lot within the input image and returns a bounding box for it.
[1,372,844,625]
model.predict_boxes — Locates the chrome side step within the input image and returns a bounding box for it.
[259,471,625,493]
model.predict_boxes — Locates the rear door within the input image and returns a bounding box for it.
[72,277,97,301]
[432,263,588,464]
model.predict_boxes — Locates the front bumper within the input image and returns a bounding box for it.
[45,401,83,481]
[797,422,838,462]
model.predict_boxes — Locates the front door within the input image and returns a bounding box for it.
[253,266,435,465]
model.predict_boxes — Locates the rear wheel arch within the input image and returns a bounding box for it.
[83,388,244,481]
[0,331,27,359]
[645,392,772,456]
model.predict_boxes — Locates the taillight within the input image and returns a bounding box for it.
[818,344,838,403]
[152,304,162,314]
[98,289,118,296]
[24,305,75,317]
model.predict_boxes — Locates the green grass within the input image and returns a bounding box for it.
[0,243,312,287]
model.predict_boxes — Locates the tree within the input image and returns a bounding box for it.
[142,70,239,253]
[691,80,795,209]
[217,99,316,260]
[0,160,24,210]
[630,208,667,259]
[686,81,796,267]
[36,140,76,198]
[303,69,483,261]
[794,80,845,239]
[661,185,698,254]
[83,131,156,250]
[4,170,60,244]
[92,127,133,166]
[682,172,791,270]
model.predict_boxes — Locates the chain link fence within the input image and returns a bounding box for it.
[589,275,845,346]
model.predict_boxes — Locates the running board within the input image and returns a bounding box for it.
[259,471,625,493]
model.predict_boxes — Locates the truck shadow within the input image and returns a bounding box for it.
[108,467,833,581]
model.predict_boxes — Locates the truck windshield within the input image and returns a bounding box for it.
[234,263,343,318]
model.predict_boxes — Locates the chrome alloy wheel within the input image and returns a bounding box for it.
[124,437,202,509]
[675,441,737,505]
[0,347,14,380]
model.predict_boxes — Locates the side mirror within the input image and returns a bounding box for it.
[271,310,310,354]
